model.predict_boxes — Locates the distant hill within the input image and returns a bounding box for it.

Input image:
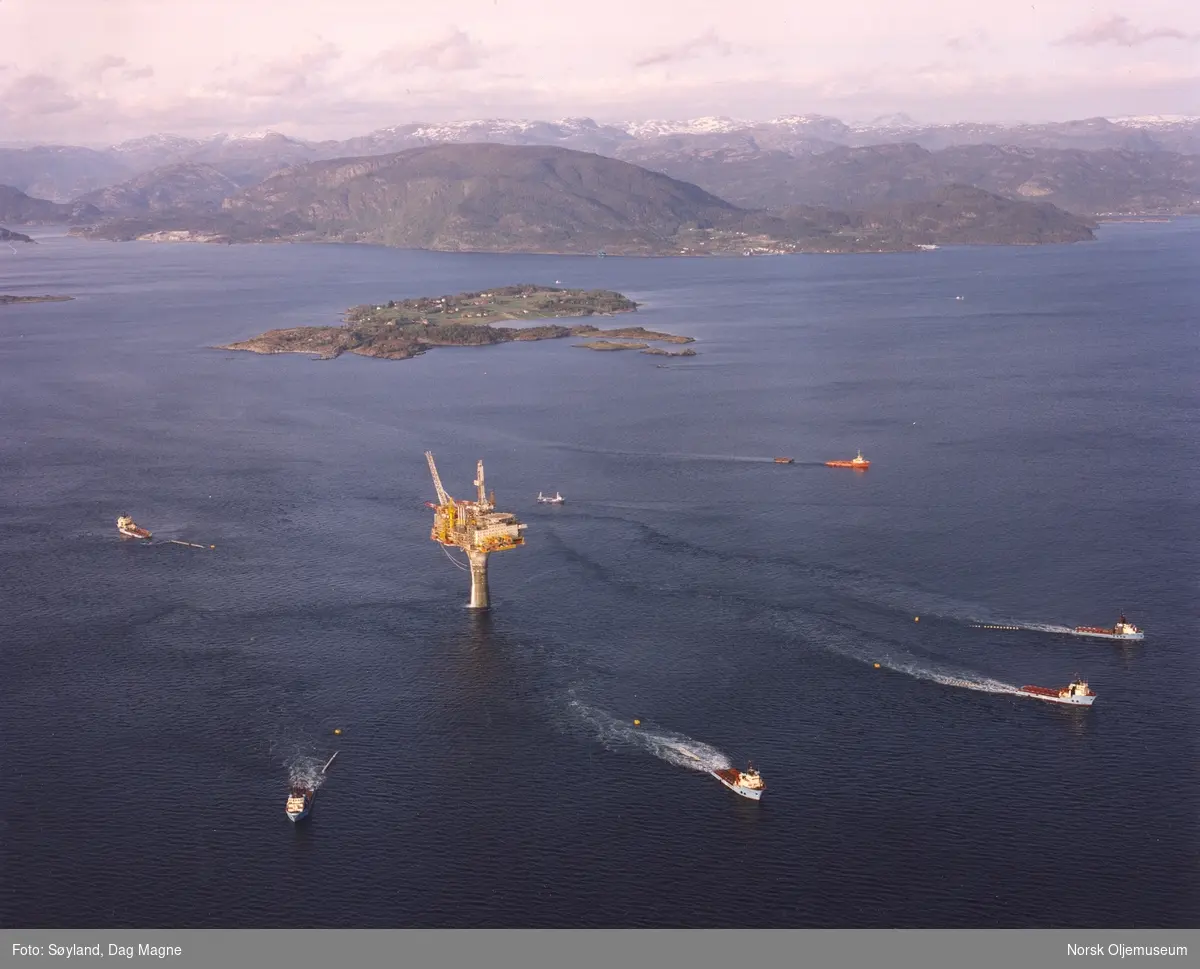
[0,226,35,243]
[933,146,1200,216]
[219,143,752,251]
[0,146,131,202]
[831,185,1098,246]
[616,142,1200,216]
[70,143,1093,253]
[78,162,249,215]
[0,184,101,224]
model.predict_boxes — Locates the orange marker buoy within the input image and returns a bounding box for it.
[914,617,920,622]
[633,719,640,726]
[874,663,881,668]
[334,728,342,735]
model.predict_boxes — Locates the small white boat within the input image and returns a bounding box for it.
[536,491,564,504]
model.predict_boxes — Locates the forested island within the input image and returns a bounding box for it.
[216,285,694,361]
[64,143,1096,254]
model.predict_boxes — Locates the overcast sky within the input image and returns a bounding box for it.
[1,0,1197,144]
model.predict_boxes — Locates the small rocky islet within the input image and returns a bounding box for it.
[216,284,696,361]
[0,294,74,304]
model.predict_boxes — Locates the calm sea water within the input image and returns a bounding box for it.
[1,224,1196,928]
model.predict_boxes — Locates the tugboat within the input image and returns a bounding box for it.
[1069,615,1144,641]
[285,752,337,822]
[537,491,565,504]
[825,449,870,470]
[710,763,766,800]
[116,516,152,539]
[774,457,794,464]
[1016,678,1096,707]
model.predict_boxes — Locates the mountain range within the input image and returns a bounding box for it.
[5,112,1197,257]
[2,114,1198,205]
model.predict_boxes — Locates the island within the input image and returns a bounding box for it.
[575,340,652,351]
[1,294,74,304]
[642,347,697,357]
[0,227,35,244]
[215,285,695,361]
[574,341,698,357]
[67,144,1095,254]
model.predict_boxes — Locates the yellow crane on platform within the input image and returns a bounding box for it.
[425,451,526,609]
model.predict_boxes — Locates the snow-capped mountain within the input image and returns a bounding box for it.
[621,116,747,139]
[851,113,922,133]
[1108,115,1200,130]
[108,134,206,155]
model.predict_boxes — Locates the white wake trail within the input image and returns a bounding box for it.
[969,620,1077,635]
[774,611,1023,696]
[568,700,731,772]
[872,654,1021,695]
[1012,622,1075,635]
[286,753,330,791]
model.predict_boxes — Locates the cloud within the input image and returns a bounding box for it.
[1054,15,1200,48]
[89,55,128,78]
[375,29,491,73]
[83,55,154,83]
[946,30,991,52]
[634,29,731,68]
[211,42,341,99]
[2,73,80,116]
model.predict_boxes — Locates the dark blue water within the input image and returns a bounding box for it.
[1,224,1196,928]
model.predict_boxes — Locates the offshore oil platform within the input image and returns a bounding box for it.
[425,451,526,609]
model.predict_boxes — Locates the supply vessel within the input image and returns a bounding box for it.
[710,763,766,800]
[116,516,152,539]
[1069,616,1144,641]
[285,752,338,822]
[285,786,314,822]
[1016,679,1096,707]
[825,450,870,470]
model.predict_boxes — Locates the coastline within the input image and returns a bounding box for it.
[70,231,924,256]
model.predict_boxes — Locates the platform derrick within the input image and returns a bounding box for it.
[425,451,526,609]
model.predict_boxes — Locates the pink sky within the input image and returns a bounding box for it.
[1,0,1197,143]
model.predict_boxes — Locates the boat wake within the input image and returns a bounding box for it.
[771,611,1022,696]
[545,442,809,466]
[971,622,1075,635]
[871,655,1021,696]
[286,754,330,791]
[567,700,731,773]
